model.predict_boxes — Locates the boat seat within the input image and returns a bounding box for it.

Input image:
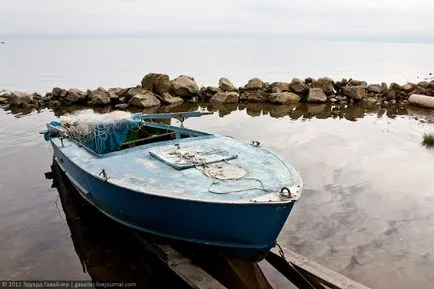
[120,132,177,149]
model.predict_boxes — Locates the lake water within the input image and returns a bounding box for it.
[1,38,434,289]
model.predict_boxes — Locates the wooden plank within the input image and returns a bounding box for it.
[134,234,227,289]
[270,247,371,289]
[266,251,326,289]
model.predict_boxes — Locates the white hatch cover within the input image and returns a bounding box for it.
[149,143,238,170]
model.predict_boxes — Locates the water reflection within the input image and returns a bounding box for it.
[3,102,433,124]
[48,162,190,289]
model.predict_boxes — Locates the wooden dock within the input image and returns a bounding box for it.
[50,161,371,289]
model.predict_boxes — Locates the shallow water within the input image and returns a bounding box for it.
[1,104,434,289]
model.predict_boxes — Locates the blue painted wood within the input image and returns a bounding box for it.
[47,117,303,259]
[132,111,213,121]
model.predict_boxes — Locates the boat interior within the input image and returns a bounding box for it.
[71,121,211,155]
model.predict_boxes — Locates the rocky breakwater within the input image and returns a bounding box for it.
[2,74,434,112]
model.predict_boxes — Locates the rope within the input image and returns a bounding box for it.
[275,243,317,289]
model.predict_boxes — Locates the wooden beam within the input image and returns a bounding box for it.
[269,248,371,289]
[134,234,227,289]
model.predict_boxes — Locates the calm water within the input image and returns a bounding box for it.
[0,38,434,93]
[1,38,434,288]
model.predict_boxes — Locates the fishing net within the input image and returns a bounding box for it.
[60,110,141,154]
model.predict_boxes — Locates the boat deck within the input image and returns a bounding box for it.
[52,135,302,204]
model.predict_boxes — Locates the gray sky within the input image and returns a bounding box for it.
[1,0,433,42]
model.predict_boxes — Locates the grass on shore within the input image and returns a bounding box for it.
[422,133,434,148]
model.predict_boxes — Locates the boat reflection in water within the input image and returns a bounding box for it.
[49,161,191,289]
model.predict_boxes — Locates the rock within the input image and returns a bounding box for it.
[269,92,300,104]
[387,83,402,100]
[129,90,161,108]
[364,97,378,105]
[270,82,291,93]
[66,88,87,103]
[307,88,327,103]
[114,103,129,109]
[245,78,264,90]
[313,77,334,95]
[107,87,127,100]
[48,100,61,108]
[156,92,184,105]
[430,80,434,89]
[170,75,200,98]
[239,90,268,102]
[141,73,171,95]
[330,97,338,103]
[402,83,417,94]
[218,77,237,92]
[342,86,366,100]
[381,82,389,93]
[200,86,219,102]
[418,81,430,89]
[367,84,382,93]
[6,91,34,106]
[409,94,434,109]
[51,87,64,98]
[305,77,314,85]
[210,91,239,103]
[290,78,309,95]
[0,97,7,104]
[89,89,111,105]
[348,79,367,87]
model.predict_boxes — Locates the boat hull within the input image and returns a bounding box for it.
[52,142,295,260]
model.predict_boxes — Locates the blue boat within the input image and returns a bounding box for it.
[44,111,303,260]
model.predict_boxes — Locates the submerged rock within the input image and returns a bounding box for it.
[307,88,327,103]
[210,91,239,103]
[219,78,237,92]
[141,73,171,95]
[342,86,366,100]
[129,90,161,108]
[269,92,300,104]
[170,75,200,98]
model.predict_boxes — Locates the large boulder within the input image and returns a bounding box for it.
[269,92,300,104]
[270,82,291,93]
[342,86,366,100]
[141,73,171,95]
[307,88,327,103]
[170,75,200,98]
[387,83,402,100]
[417,81,430,89]
[239,90,268,102]
[219,77,237,92]
[89,89,111,105]
[0,96,7,104]
[129,90,161,108]
[66,88,87,103]
[367,84,382,94]
[210,91,239,103]
[408,94,434,109]
[156,92,184,105]
[245,78,264,90]
[6,91,34,106]
[313,77,334,95]
[290,78,309,95]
